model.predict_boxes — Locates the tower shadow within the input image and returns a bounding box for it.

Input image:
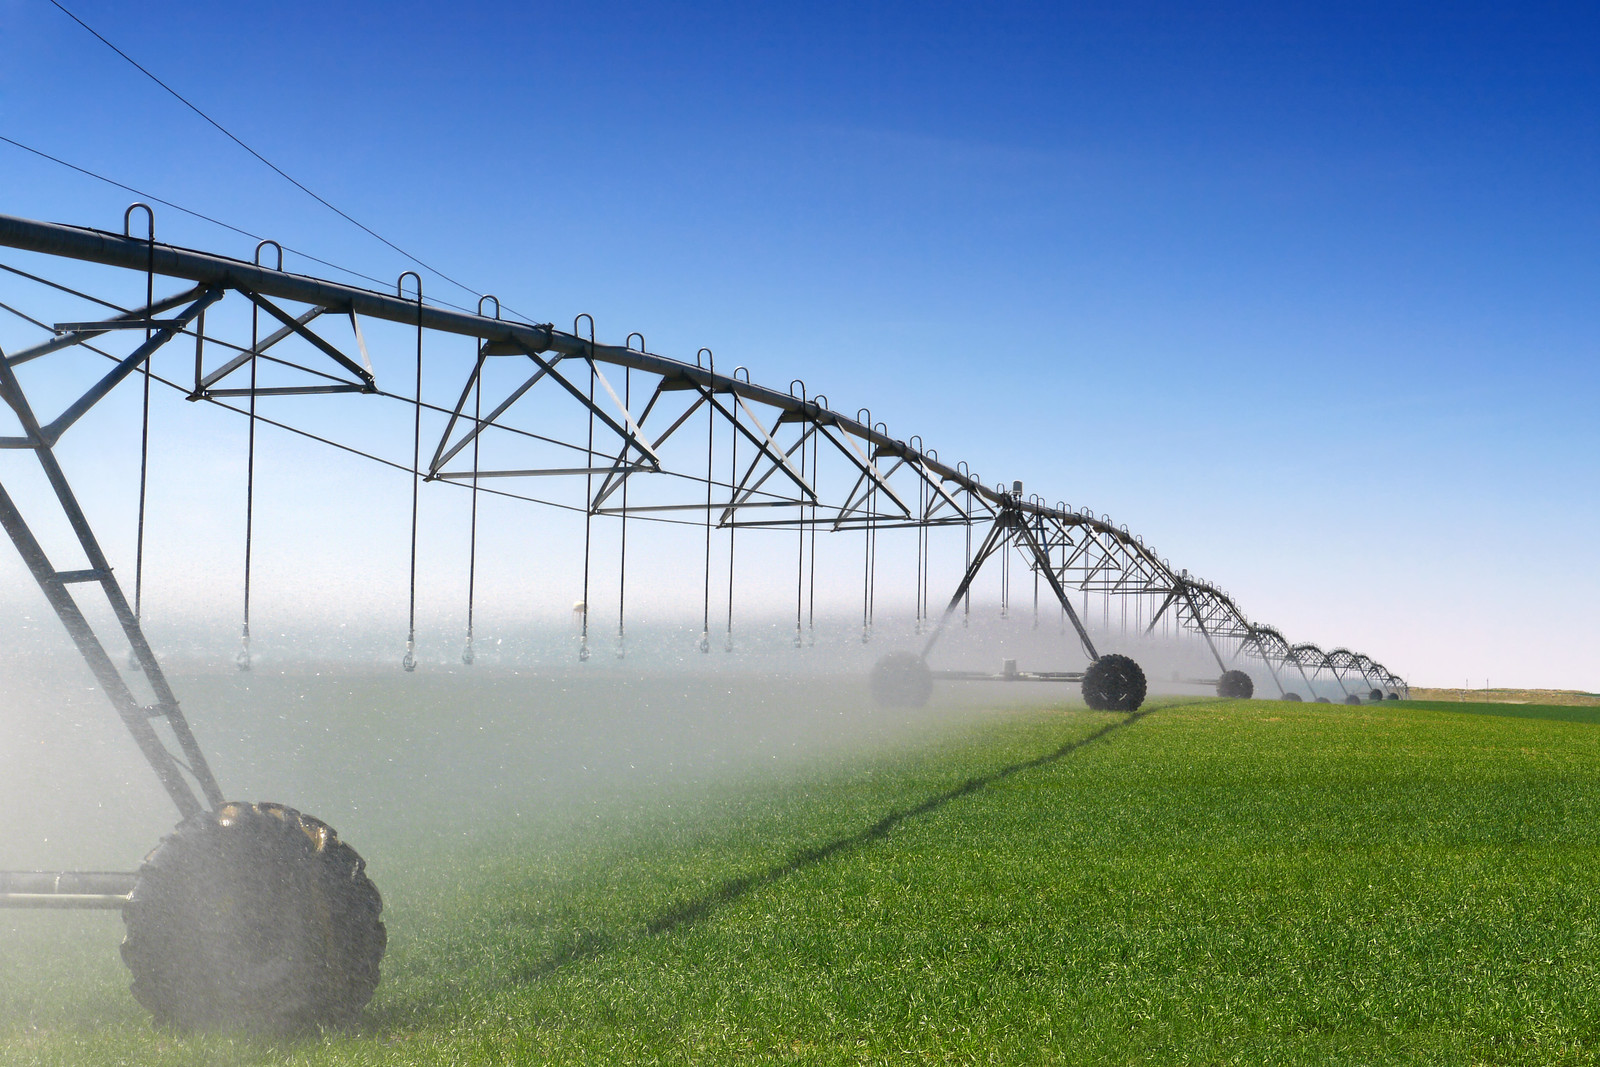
[505,705,1159,988]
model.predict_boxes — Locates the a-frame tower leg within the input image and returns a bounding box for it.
[921,503,1100,665]
[0,345,222,819]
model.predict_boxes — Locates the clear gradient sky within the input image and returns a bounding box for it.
[1,1,1596,687]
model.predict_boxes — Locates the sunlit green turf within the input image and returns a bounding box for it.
[5,696,1600,1065]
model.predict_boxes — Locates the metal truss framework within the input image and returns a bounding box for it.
[0,212,1408,808]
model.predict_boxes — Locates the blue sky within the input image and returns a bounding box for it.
[0,1,1596,687]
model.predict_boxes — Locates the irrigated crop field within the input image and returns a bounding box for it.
[4,685,1599,1065]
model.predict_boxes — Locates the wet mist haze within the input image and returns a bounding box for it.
[0,604,1230,873]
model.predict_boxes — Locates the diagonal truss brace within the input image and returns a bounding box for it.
[0,289,222,449]
[1240,627,1288,697]
[920,502,1100,665]
[236,291,376,392]
[427,345,662,482]
[1145,580,1233,674]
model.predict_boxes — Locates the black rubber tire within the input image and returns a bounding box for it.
[1385,692,1399,700]
[1281,692,1303,702]
[1082,654,1147,711]
[1369,688,1384,702]
[121,801,385,1034]
[870,652,933,708]
[1314,697,1331,704]
[1216,670,1254,700]
[1344,694,1363,705]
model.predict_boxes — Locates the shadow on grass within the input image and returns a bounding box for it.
[514,706,1157,984]
[363,704,1169,1032]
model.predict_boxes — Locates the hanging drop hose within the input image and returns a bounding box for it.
[239,290,257,670]
[401,272,422,672]
[699,350,713,653]
[1032,514,1041,630]
[236,239,279,672]
[793,390,805,648]
[869,507,877,636]
[915,471,926,633]
[135,287,151,621]
[463,350,481,665]
[862,481,876,644]
[922,489,932,630]
[463,295,497,666]
[578,318,595,663]
[963,484,973,627]
[862,498,870,643]
[129,205,154,672]
[1001,518,1010,619]
[617,362,630,659]
[807,417,818,646]
[724,380,738,653]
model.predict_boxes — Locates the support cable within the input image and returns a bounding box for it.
[0,136,485,317]
[69,345,616,522]
[44,0,495,310]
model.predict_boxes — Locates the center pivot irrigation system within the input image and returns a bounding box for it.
[0,208,1406,1031]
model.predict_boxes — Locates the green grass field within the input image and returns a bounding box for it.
[4,693,1599,1065]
